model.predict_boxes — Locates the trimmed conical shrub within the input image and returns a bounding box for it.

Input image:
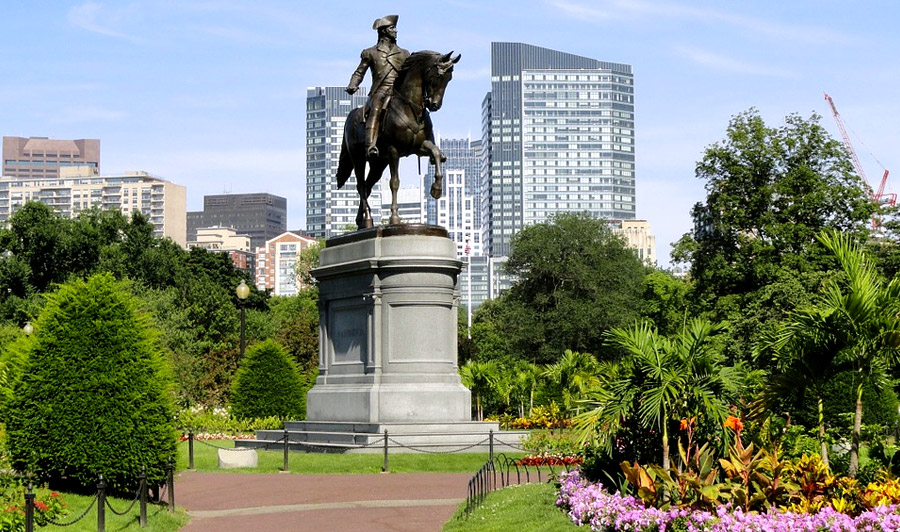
[230,339,305,420]
[4,273,176,493]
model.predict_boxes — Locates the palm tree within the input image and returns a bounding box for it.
[757,311,850,468]
[774,230,900,477]
[575,319,733,469]
[512,361,542,417]
[542,350,601,416]
[459,360,499,421]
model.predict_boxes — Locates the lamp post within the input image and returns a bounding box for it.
[236,280,250,356]
[23,321,33,336]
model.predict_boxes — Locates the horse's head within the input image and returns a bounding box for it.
[423,51,461,112]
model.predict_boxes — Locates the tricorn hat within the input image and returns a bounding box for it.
[373,14,398,30]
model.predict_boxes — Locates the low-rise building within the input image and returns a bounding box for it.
[0,166,187,246]
[254,231,318,296]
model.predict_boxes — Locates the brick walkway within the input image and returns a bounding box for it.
[175,471,472,532]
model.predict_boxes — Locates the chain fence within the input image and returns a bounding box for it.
[182,426,527,473]
[21,461,174,531]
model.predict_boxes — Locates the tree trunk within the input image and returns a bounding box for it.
[849,383,863,478]
[661,420,670,470]
[818,397,829,469]
[476,394,483,421]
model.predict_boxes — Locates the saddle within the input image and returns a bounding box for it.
[357,96,393,126]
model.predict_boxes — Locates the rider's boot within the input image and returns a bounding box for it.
[365,117,379,161]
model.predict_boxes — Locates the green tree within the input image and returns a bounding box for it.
[757,310,849,468]
[459,360,499,421]
[4,273,176,493]
[0,202,71,292]
[269,291,320,371]
[295,240,323,287]
[230,339,306,419]
[778,230,900,477]
[542,350,601,416]
[495,212,646,363]
[640,270,691,336]
[673,109,874,363]
[576,319,735,469]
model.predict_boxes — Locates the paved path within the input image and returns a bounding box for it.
[175,471,471,532]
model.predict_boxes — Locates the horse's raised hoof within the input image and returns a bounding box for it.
[430,182,442,199]
[366,146,379,161]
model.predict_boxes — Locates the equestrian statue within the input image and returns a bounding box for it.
[337,14,460,229]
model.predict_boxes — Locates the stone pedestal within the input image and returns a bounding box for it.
[305,225,472,424]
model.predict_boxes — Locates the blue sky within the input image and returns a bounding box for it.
[2,1,898,266]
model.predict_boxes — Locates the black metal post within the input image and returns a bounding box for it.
[188,429,194,470]
[167,457,175,513]
[97,475,106,532]
[139,466,147,528]
[283,428,290,472]
[24,482,34,532]
[489,429,494,461]
[382,430,389,473]
[239,304,246,357]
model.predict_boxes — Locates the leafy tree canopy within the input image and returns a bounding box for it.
[480,212,646,364]
[674,109,873,306]
[672,109,875,363]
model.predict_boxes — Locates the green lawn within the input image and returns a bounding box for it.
[40,492,188,532]
[443,482,577,532]
[177,439,524,474]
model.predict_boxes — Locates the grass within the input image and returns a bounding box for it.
[442,482,577,531]
[177,439,525,474]
[40,492,188,532]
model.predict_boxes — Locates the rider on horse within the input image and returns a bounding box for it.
[346,15,409,162]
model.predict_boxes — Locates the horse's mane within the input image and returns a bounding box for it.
[394,50,441,87]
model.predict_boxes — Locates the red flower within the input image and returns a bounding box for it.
[724,415,744,433]
[34,501,49,512]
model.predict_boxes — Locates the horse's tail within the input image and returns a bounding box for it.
[336,137,352,189]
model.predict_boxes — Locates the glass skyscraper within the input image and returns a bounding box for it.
[482,42,635,257]
[423,137,483,253]
[305,86,381,238]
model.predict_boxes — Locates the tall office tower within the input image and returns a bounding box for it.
[0,167,186,246]
[482,42,635,257]
[306,86,383,238]
[424,138,484,257]
[424,138,482,223]
[187,193,286,252]
[386,187,424,224]
[3,136,100,179]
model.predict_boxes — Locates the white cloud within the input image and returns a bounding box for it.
[67,2,140,42]
[673,44,799,78]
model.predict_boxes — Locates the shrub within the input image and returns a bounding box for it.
[3,274,177,494]
[175,406,283,437]
[521,429,584,456]
[229,339,306,420]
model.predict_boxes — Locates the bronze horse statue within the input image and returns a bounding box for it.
[336,50,461,229]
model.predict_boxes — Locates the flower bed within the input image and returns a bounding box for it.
[517,454,583,467]
[178,432,256,441]
[556,469,900,532]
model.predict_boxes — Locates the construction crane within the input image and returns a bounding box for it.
[824,92,896,207]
